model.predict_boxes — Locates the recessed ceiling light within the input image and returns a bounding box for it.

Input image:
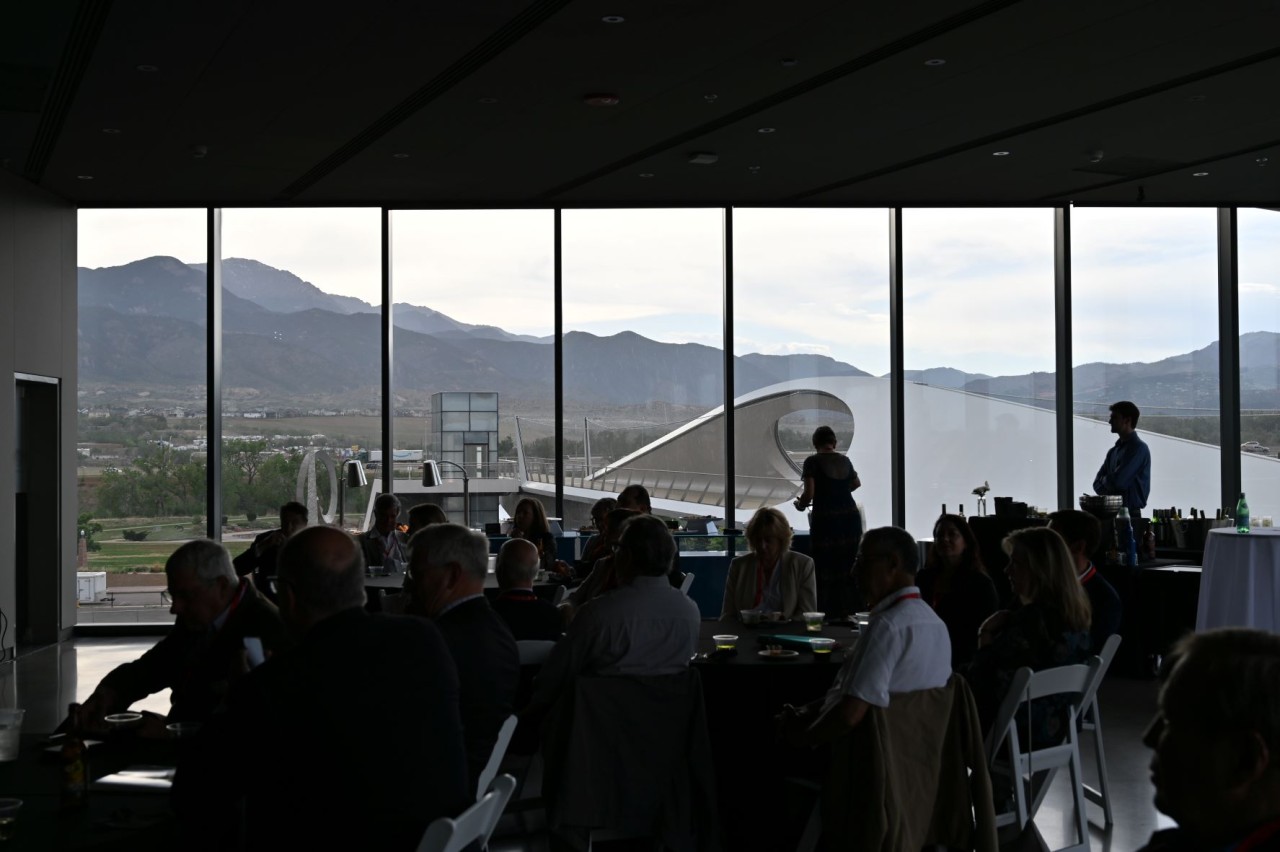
[601,15,625,23]
[638,173,655,178]
[757,127,776,134]
[135,64,159,72]
[583,93,621,107]
[779,58,799,68]
[392,153,410,159]
[747,165,762,171]
[704,94,718,102]
[992,151,1010,156]
[477,97,499,104]
[77,175,94,180]
[102,128,121,134]
[688,152,719,165]
[925,58,947,66]
[1188,94,1206,102]
[1193,171,1209,177]
[1257,157,1269,164]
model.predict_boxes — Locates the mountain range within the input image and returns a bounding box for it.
[77,256,1280,414]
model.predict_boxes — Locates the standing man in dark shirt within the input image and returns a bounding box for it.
[408,522,520,792]
[1048,510,1122,655]
[1093,400,1151,518]
[492,538,562,641]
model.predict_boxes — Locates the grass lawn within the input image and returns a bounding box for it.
[87,539,250,573]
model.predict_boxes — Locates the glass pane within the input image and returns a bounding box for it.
[902,209,1057,537]
[77,209,208,625]
[1239,208,1280,521]
[562,209,725,530]
[732,208,890,533]
[220,209,382,536]
[1072,208,1219,516]
[392,210,553,528]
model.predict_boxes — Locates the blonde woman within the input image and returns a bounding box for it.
[964,526,1092,739]
[720,507,816,621]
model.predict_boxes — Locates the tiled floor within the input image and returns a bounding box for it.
[0,638,1173,851]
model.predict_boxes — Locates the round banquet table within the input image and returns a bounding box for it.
[692,618,858,852]
[1196,528,1280,631]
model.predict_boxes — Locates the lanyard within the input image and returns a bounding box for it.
[882,590,921,612]
[382,532,401,560]
[1079,563,1097,585]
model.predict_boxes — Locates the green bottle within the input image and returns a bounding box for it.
[1236,492,1251,534]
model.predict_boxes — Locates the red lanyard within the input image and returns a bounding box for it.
[754,560,778,607]
[1079,564,1097,585]
[382,533,400,559]
[219,579,248,630]
[1236,817,1280,852]
[883,591,921,612]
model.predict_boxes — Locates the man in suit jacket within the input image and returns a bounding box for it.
[232,500,308,600]
[359,492,408,570]
[492,538,562,641]
[69,539,289,733]
[173,526,470,851]
[408,523,520,792]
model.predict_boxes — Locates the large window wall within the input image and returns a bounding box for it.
[1072,208,1221,516]
[390,210,554,525]
[76,209,208,624]
[562,209,726,530]
[731,209,890,532]
[903,209,1057,535]
[76,204,1269,620]
[1239,208,1280,520]
[220,208,382,534]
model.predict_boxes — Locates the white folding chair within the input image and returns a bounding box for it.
[985,657,1102,852]
[552,584,570,606]
[679,572,695,595]
[1080,634,1122,825]
[475,715,518,801]
[516,639,556,666]
[417,774,516,852]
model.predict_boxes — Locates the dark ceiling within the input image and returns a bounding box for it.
[5,0,1280,207]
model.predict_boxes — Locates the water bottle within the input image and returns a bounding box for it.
[1237,493,1251,534]
[1115,508,1135,566]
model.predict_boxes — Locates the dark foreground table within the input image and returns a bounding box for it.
[693,618,858,852]
[0,733,180,850]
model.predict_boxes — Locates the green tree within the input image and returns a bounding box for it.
[77,512,103,552]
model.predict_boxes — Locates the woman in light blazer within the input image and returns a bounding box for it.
[720,507,817,621]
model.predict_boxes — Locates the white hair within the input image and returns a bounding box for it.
[166,539,236,583]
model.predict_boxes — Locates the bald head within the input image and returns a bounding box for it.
[277,526,366,629]
[496,538,540,591]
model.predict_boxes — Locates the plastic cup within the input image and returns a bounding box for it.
[802,612,825,633]
[811,638,836,656]
[739,610,761,625]
[712,634,738,651]
[1264,516,1274,528]
[0,710,24,761]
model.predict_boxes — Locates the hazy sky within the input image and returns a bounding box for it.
[77,205,1280,377]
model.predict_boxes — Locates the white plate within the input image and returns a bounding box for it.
[757,649,799,660]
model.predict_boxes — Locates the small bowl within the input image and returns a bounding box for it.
[811,638,836,655]
[0,797,22,815]
[740,610,762,625]
[166,721,201,739]
[104,712,143,729]
[712,634,739,650]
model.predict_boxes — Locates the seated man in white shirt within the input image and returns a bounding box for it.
[530,513,701,710]
[779,525,952,748]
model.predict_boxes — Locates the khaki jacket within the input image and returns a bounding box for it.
[719,550,817,620]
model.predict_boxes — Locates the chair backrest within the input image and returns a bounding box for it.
[516,639,556,666]
[679,572,695,595]
[417,774,516,852]
[552,584,569,606]
[984,657,1101,763]
[1081,634,1121,711]
[475,714,518,801]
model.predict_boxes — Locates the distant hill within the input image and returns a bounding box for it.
[77,256,1280,414]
